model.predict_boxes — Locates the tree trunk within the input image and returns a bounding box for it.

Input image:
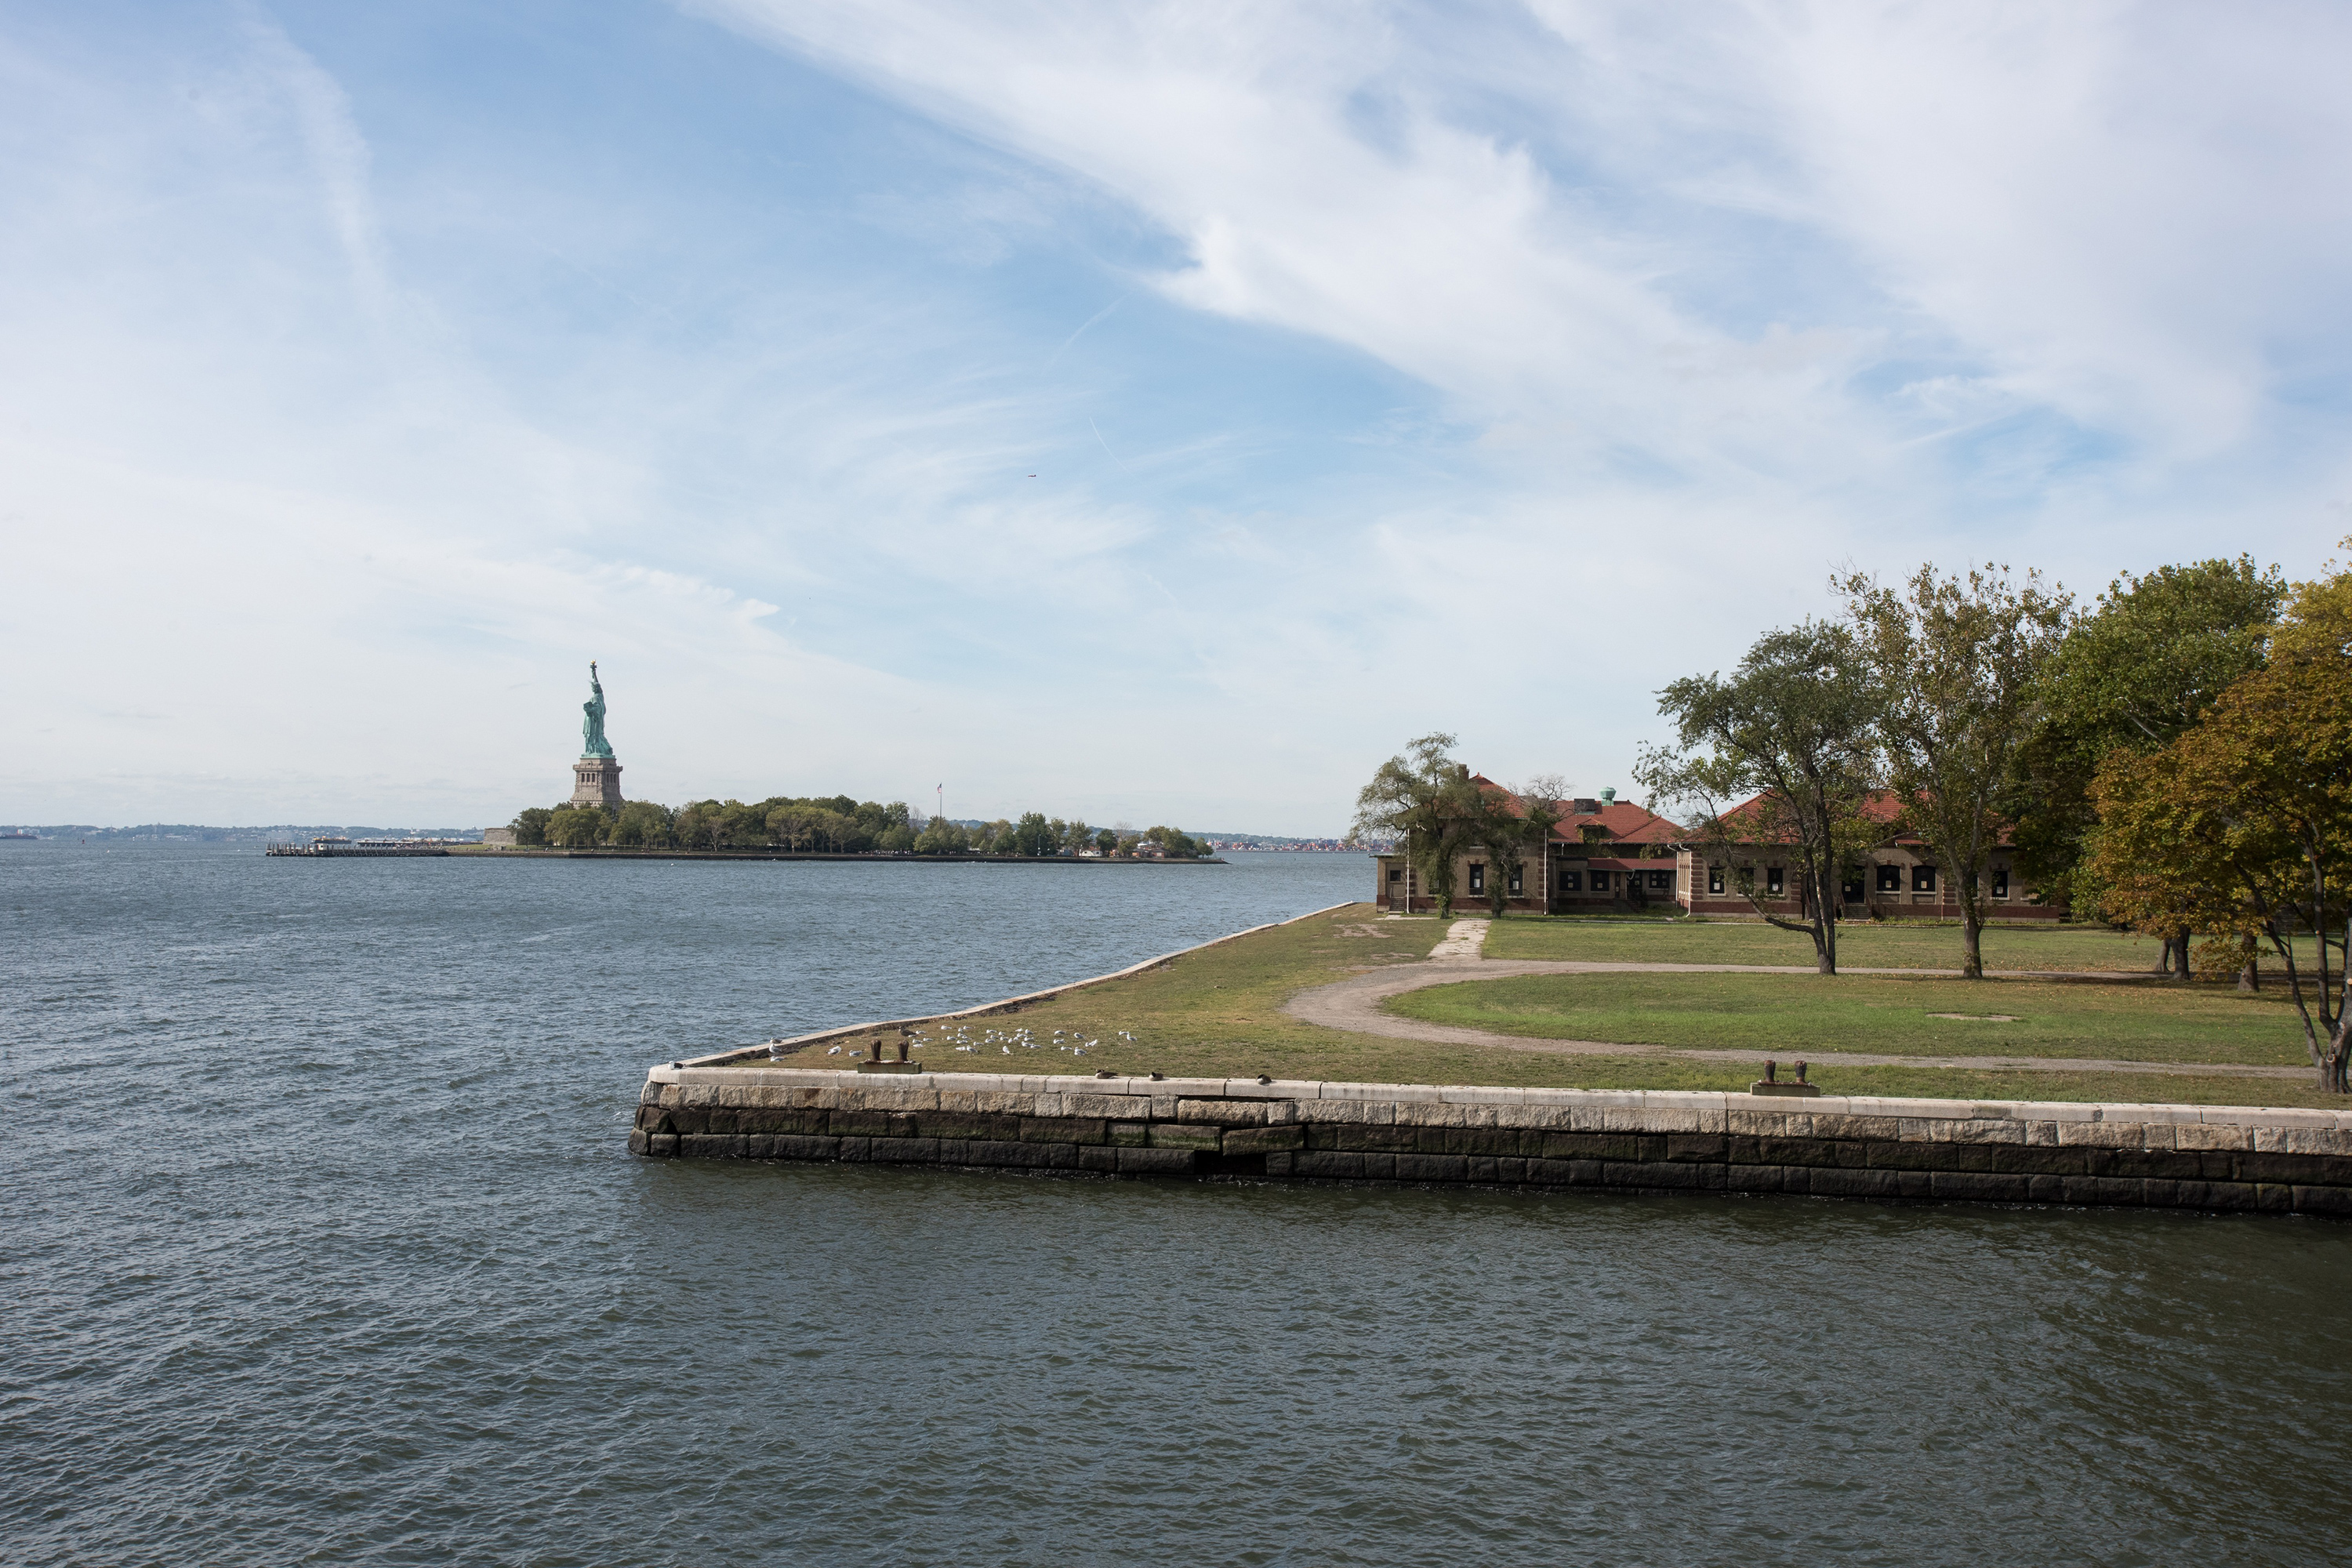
[1815,861,1838,975]
[1959,903,1984,978]
[2239,959,2259,993]
[2175,927,2193,980]
[2323,1032,2349,1095]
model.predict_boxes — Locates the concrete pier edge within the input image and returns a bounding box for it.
[631,1066,2352,1213]
[637,906,2352,1213]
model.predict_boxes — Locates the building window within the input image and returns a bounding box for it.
[1708,866,1725,895]
[1842,873,1865,902]
[1992,866,2009,898]
[1877,865,1903,893]
[1766,866,1785,895]
[1508,869,1523,895]
[1648,870,1671,891]
[1590,870,1610,892]
[1559,870,1582,891]
[1468,863,1485,895]
[1388,868,1403,882]
[1913,865,1936,893]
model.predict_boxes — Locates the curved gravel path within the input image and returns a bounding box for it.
[1280,920,2307,1081]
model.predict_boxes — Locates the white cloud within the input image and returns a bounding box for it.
[7,2,2351,831]
[700,0,2352,483]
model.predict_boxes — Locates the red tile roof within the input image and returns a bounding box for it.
[1710,789,2011,848]
[1466,775,1684,846]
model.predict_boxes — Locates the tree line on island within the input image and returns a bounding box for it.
[510,796,1213,859]
[1356,544,2351,1089]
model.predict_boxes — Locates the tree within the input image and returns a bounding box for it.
[1094,826,1117,855]
[2090,569,2352,1088]
[2007,556,2286,971]
[915,817,971,855]
[1839,563,2071,978]
[1636,620,1882,974]
[609,800,673,848]
[764,804,816,850]
[511,807,554,848]
[1010,811,1058,857]
[546,806,605,848]
[1352,734,1483,918]
[1468,781,1560,918]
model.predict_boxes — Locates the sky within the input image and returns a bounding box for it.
[4,1,2349,832]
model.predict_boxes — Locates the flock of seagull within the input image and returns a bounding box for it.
[803,1024,1140,1058]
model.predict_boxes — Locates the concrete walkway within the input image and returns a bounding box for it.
[1283,942,2310,1082]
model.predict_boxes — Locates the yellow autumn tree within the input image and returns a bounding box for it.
[2091,559,2352,1091]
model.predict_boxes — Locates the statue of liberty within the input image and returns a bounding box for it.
[581,662,615,759]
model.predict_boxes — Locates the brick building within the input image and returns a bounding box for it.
[1374,778,2055,920]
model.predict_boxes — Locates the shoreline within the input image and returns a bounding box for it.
[638,906,2352,1211]
[309,845,1231,864]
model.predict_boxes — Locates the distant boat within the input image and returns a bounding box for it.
[0,830,34,840]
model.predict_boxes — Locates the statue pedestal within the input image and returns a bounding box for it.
[571,755,623,810]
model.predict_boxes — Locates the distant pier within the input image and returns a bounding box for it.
[265,837,458,858]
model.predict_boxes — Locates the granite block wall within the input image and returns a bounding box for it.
[630,1069,2352,1215]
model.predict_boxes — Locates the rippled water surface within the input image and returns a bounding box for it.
[5,842,2350,1566]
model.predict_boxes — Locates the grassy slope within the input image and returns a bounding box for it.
[1386,971,2306,1063]
[766,906,2343,1108]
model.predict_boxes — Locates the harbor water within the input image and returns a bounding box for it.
[5,842,2349,1565]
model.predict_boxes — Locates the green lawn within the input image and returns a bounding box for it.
[759,903,2345,1107]
[1482,915,2169,971]
[1385,971,2310,1065]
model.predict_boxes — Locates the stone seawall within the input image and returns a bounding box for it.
[631,1068,2352,1214]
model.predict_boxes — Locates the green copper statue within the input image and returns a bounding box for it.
[581,661,615,759]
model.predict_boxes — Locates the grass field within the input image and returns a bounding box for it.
[1481,915,2167,971]
[1385,971,2307,1064]
[760,903,2342,1107]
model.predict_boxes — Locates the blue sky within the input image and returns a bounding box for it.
[5,1,2350,830]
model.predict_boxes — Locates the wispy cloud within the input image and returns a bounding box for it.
[3,2,2349,828]
[700,0,2352,488]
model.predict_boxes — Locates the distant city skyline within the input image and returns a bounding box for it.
[5,2,2350,833]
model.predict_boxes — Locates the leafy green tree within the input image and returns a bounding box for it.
[609,800,673,848]
[672,800,719,848]
[1006,811,1056,856]
[1839,564,2071,978]
[2091,568,2352,1088]
[914,817,971,854]
[877,822,917,852]
[1465,781,1560,918]
[1094,827,1117,855]
[546,806,605,848]
[1352,734,1483,918]
[1637,620,1882,974]
[2007,557,2287,964]
[511,807,554,848]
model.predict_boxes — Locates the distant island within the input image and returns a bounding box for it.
[503,794,1218,859]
